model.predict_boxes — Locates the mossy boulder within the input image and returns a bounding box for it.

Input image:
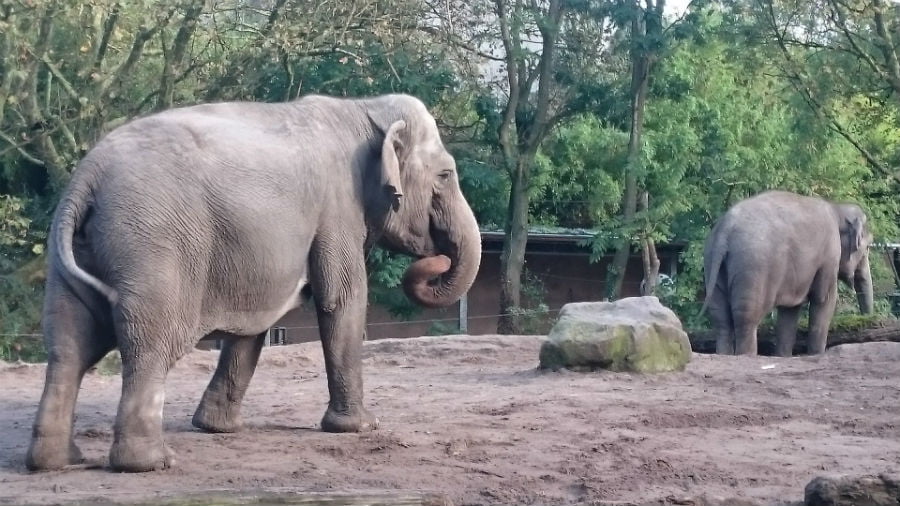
[539,297,691,373]
[805,474,900,505]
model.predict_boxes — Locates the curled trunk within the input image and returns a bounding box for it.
[401,202,481,309]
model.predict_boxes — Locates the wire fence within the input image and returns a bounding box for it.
[0,308,564,340]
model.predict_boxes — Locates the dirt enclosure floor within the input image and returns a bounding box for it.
[1,335,900,506]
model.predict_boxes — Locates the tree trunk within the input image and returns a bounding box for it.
[689,319,900,355]
[608,5,651,300]
[498,157,531,334]
[23,4,69,188]
[157,1,204,111]
[639,191,660,296]
[495,0,563,334]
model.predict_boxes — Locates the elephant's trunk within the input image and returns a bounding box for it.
[854,256,874,314]
[402,199,481,309]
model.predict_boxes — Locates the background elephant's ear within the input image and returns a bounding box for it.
[847,216,864,252]
[381,120,407,211]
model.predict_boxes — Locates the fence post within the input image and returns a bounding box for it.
[459,293,469,333]
[275,326,286,345]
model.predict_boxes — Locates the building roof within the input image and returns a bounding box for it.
[479,226,685,255]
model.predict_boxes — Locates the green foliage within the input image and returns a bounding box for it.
[365,248,420,320]
[504,269,554,334]
[531,116,626,228]
[2,0,900,346]
[427,320,462,336]
[457,156,510,229]
[0,276,45,362]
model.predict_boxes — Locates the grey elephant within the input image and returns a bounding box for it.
[26,94,481,473]
[702,190,873,357]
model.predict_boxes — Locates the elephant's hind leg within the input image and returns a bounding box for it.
[733,323,759,355]
[730,290,767,356]
[193,333,265,433]
[26,277,115,471]
[775,306,802,357]
[109,298,198,472]
[807,279,838,355]
[706,285,735,355]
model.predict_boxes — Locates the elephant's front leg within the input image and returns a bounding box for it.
[193,333,266,433]
[310,239,376,433]
[774,306,802,357]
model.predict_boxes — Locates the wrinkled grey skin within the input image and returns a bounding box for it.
[25,94,481,473]
[702,190,873,357]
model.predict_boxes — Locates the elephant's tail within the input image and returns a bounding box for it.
[699,245,726,316]
[53,169,119,305]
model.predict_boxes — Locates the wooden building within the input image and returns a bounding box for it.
[270,229,685,344]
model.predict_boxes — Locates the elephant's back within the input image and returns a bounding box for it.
[73,106,324,304]
[722,191,838,243]
[718,192,841,302]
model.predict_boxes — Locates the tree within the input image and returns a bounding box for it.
[431,0,614,333]
[607,0,667,298]
[745,0,900,182]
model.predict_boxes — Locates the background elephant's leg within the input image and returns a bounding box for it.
[708,291,734,355]
[310,240,374,433]
[715,328,734,355]
[26,281,114,470]
[807,283,838,355]
[193,333,265,433]
[730,287,766,356]
[733,322,759,355]
[109,303,195,472]
[774,306,802,357]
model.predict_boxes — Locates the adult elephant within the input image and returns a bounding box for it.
[26,94,481,473]
[702,190,873,357]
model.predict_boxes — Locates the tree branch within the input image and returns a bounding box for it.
[871,0,900,97]
[157,1,204,110]
[98,9,175,103]
[94,2,120,71]
[525,0,563,152]
[0,130,45,167]
[416,25,506,61]
[37,54,80,102]
[495,0,521,172]
[826,0,894,90]
[760,0,899,182]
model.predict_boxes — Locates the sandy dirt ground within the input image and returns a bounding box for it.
[1,334,899,506]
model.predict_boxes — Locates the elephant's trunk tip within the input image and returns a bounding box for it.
[402,255,457,308]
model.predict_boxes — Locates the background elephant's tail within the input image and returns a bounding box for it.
[699,240,726,317]
[53,169,119,305]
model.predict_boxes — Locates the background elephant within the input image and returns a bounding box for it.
[702,190,873,357]
[26,94,481,473]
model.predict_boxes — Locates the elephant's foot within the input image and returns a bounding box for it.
[25,435,84,471]
[321,406,378,433]
[192,396,243,433]
[109,436,175,472]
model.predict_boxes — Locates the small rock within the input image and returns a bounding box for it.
[538,297,692,373]
[805,474,900,505]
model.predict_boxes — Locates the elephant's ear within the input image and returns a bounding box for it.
[380,120,407,211]
[848,216,864,252]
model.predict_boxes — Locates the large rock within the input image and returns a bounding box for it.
[805,474,900,506]
[539,297,692,373]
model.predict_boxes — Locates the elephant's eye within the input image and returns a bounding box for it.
[438,170,453,181]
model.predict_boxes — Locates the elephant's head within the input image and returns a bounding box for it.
[836,203,874,314]
[365,95,481,308]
